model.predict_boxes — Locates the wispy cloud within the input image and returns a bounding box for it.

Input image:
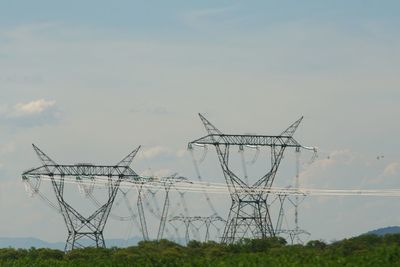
[0,22,56,42]
[129,106,171,116]
[383,162,400,176]
[181,5,240,30]
[14,99,56,116]
[0,142,16,170]
[139,146,172,160]
[140,168,173,178]
[0,99,61,128]
[0,142,15,155]
[175,149,187,158]
[137,146,188,161]
[299,149,388,189]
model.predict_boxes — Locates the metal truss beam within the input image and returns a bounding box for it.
[190,134,301,147]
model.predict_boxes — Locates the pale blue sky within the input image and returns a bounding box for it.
[0,1,400,244]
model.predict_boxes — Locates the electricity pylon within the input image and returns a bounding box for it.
[169,215,225,244]
[189,114,315,244]
[156,174,191,240]
[22,144,143,251]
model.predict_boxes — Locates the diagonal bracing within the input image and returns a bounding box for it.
[22,144,144,251]
[189,114,315,243]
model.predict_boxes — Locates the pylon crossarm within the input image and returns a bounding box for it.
[280,116,303,137]
[23,165,141,179]
[22,166,50,177]
[198,113,223,135]
[115,146,141,168]
[190,134,301,147]
[32,144,58,168]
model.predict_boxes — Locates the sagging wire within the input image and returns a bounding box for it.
[142,190,161,219]
[188,143,219,215]
[86,185,139,221]
[29,175,400,197]
[23,179,60,212]
[96,186,145,245]
[238,145,249,184]
[239,145,261,185]
[76,176,95,198]
[147,189,162,217]
[245,145,261,165]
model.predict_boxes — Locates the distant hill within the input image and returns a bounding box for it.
[366,226,400,236]
[0,237,143,250]
[0,237,65,250]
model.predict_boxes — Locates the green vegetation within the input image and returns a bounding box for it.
[1,234,400,266]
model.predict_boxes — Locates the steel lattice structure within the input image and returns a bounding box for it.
[22,144,144,251]
[156,175,191,240]
[169,215,225,244]
[189,114,315,244]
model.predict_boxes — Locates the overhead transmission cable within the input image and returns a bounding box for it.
[33,175,400,197]
[188,144,219,215]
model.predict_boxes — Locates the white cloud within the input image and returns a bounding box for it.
[1,23,55,42]
[0,142,16,170]
[139,146,172,160]
[138,146,189,161]
[299,149,384,189]
[183,7,229,22]
[14,99,56,116]
[0,142,15,155]
[300,149,353,180]
[140,168,173,178]
[0,99,60,127]
[175,149,187,158]
[129,106,171,116]
[383,162,400,177]
[181,5,238,30]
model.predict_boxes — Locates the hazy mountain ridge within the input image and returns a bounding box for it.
[0,237,142,249]
[366,226,400,236]
[3,226,400,249]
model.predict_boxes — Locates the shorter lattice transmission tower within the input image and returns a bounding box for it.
[189,114,316,244]
[157,175,191,240]
[169,215,225,244]
[22,144,144,251]
[282,147,313,244]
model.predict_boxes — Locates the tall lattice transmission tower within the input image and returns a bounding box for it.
[189,114,315,243]
[22,144,144,251]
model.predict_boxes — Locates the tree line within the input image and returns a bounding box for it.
[1,234,400,266]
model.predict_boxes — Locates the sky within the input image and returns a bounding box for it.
[0,0,400,244]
